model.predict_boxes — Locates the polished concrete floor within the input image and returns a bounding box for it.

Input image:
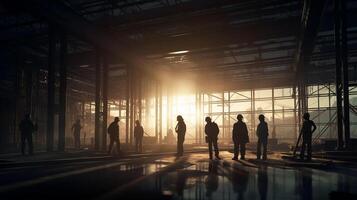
[0,151,357,200]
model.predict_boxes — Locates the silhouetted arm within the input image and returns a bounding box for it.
[244,123,249,142]
[232,124,236,141]
[256,124,260,137]
[311,121,317,133]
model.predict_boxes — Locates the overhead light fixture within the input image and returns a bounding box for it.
[168,50,189,55]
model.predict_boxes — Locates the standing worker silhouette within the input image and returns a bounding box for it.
[107,117,120,155]
[175,115,186,157]
[232,114,249,160]
[205,117,221,160]
[72,119,82,149]
[256,114,268,160]
[134,120,144,153]
[300,113,316,161]
[19,114,36,155]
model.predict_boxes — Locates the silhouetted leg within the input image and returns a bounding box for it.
[177,137,180,156]
[21,135,26,155]
[116,138,121,153]
[208,139,213,159]
[75,135,81,149]
[233,141,239,159]
[213,139,219,158]
[307,136,312,160]
[108,139,114,154]
[300,138,306,159]
[180,140,184,155]
[135,138,139,152]
[28,135,33,155]
[240,143,246,159]
[262,140,267,160]
[74,135,80,149]
[139,138,142,153]
[257,138,261,159]
[177,135,184,156]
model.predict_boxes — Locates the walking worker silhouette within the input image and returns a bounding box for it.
[300,113,316,161]
[134,120,144,153]
[175,115,186,157]
[232,114,249,160]
[256,114,268,160]
[72,119,82,149]
[19,114,36,155]
[107,117,120,155]
[205,117,221,160]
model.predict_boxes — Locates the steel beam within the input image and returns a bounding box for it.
[1,0,163,81]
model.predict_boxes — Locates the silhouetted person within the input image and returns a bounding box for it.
[134,120,144,153]
[300,113,316,161]
[72,119,82,149]
[256,114,268,160]
[175,115,186,157]
[205,117,221,160]
[19,114,36,155]
[108,117,120,155]
[232,114,249,160]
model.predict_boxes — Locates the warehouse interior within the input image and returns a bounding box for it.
[0,0,357,199]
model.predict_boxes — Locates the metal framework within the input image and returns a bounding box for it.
[0,0,357,151]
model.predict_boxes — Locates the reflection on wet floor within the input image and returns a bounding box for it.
[121,152,357,200]
[2,152,357,200]
[118,163,168,175]
[0,155,176,199]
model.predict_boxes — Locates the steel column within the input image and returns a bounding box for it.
[250,89,255,138]
[58,31,67,151]
[102,57,108,151]
[222,91,225,140]
[95,50,101,151]
[125,72,130,144]
[335,0,344,149]
[138,75,142,123]
[129,70,134,145]
[228,91,231,143]
[341,0,350,148]
[47,24,56,152]
[159,83,162,144]
[155,81,159,143]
